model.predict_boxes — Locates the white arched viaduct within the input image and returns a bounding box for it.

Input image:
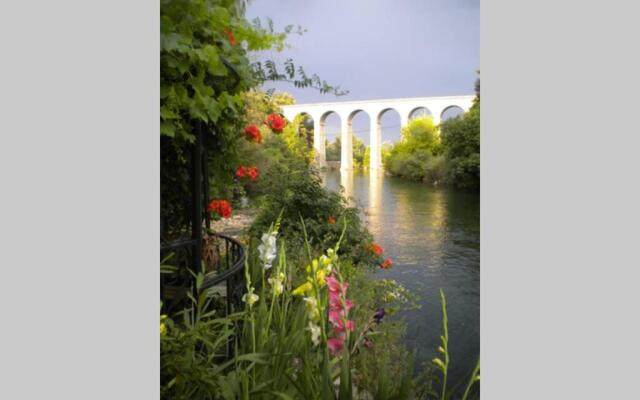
[281,95,475,171]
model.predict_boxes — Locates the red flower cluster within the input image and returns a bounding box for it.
[244,124,262,143]
[326,274,355,356]
[265,113,286,133]
[247,167,258,181]
[236,166,259,181]
[224,29,236,45]
[369,243,384,257]
[367,242,393,269]
[207,199,232,219]
[327,215,336,225]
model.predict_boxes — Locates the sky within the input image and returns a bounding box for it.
[246,0,479,144]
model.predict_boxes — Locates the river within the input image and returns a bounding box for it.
[322,169,480,385]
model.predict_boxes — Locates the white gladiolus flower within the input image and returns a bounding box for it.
[242,292,259,306]
[268,273,285,296]
[308,321,321,346]
[303,296,320,321]
[258,232,277,269]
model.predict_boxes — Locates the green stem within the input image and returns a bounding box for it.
[461,358,480,400]
[439,288,449,400]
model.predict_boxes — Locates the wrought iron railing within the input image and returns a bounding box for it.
[160,121,246,318]
[200,230,246,314]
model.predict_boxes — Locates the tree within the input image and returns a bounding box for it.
[383,116,442,181]
[440,73,480,190]
[352,135,366,168]
[325,137,341,161]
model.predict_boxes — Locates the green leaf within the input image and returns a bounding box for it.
[160,264,177,274]
[161,32,190,52]
[160,122,175,137]
[201,45,227,76]
[160,107,178,120]
[268,392,294,400]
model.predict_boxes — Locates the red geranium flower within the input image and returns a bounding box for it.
[370,243,384,256]
[207,199,232,219]
[244,124,262,143]
[328,215,336,225]
[224,29,236,45]
[265,113,286,133]
[380,258,393,270]
[235,166,246,178]
[247,167,259,181]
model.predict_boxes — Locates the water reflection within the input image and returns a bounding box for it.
[340,169,354,204]
[367,169,383,231]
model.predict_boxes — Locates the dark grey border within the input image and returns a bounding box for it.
[0,0,159,398]
[483,0,640,398]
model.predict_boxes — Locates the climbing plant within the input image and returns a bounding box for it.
[161,0,347,144]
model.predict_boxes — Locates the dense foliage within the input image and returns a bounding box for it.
[440,80,480,190]
[383,117,445,182]
[230,91,370,263]
[326,138,340,162]
[160,0,348,236]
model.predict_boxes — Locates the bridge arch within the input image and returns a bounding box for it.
[319,111,344,169]
[369,108,402,170]
[347,109,371,169]
[409,106,433,120]
[440,105,465,122]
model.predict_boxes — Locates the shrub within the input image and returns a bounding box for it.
[383,117,441,182]
[440,76,480,190]
[440,107,480,190]
[247,136,373,264]
[424,154,446,184]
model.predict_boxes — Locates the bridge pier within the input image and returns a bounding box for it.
[340,117,352,171]
[370,117,382,170]
[313,113,326,168]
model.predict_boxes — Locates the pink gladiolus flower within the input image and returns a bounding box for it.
[327,337,344,355]
[346,320,355,332]
[327,273,349,294]
[326,275,340,292]
[331,318,356,333]
[329,290,341,307]
[329,309,342,325]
